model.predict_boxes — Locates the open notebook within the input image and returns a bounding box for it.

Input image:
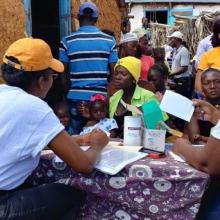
[95,148,147,175]
[54,145,147,175]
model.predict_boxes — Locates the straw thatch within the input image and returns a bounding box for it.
[71,0,121,42]
[0,0,25,83]
[179,12,220,55]
[150,23,176,48]
[151,11,220,57]
[0,0,122,83]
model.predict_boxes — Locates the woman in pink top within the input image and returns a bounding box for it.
[136,34,154,80]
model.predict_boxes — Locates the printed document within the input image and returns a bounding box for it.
[160,90,194,122]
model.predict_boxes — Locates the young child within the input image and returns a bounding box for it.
[80,94,118,138]
[52,101,74,135]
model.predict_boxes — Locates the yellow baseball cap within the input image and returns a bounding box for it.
[3,38,64,73]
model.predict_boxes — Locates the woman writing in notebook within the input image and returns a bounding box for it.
[0,38,108,219]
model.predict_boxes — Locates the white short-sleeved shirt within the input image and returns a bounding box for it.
[211,120,220,140]
[0,85,64,190]
[80,118,118,135]
[172,46,190,78]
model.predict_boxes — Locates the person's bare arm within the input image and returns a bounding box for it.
[72,133,92,146]
[173,136,220,176]
[173,99,220,175]
[171,66,188,76]
[48,129,108,173]
[188,116,200,143]
[109,62,116,81]
[78,102,90,119]
[194,69,203,93]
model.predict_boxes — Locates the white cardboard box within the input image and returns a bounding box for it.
[143,129,166,152]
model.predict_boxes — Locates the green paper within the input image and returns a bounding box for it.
[141,99,165,129]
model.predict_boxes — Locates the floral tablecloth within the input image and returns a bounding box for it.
[31,153,209,220]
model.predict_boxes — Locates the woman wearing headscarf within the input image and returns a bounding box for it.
[109,56,159,137]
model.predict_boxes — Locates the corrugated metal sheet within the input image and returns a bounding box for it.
[125,0,219,3]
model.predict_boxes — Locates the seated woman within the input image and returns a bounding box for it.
[0,38,108,219]
[188,68,220,144]
[109,56,163,138]
[80,94,118,138]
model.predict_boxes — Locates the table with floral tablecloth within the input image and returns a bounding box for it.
[31,152,209,220]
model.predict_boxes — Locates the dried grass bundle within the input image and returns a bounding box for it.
[150,11,220,57]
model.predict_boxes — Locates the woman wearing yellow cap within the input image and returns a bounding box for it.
[0,38,108,219]
[109,56,157,137]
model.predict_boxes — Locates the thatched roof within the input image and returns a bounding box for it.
[150,11,220,56]
[0,0,25,83]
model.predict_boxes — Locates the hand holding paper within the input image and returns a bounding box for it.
[160,90,195,122]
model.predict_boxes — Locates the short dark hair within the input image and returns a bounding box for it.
[149,62,169,78]
[211,19,220,47]
[1,56,50,91]
[52,100,70,114]
[201,68,220,82]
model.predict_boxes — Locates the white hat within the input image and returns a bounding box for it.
[119,33,138,45]
[167,31,183,40]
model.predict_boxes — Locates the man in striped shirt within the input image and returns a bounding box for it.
[59,2,118,134]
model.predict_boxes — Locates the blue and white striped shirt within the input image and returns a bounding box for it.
[59,25,118,101]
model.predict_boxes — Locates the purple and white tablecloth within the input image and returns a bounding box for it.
[31,153,209,220]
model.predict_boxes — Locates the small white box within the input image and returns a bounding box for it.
[123,116,142,146]
[143,129,166,152]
